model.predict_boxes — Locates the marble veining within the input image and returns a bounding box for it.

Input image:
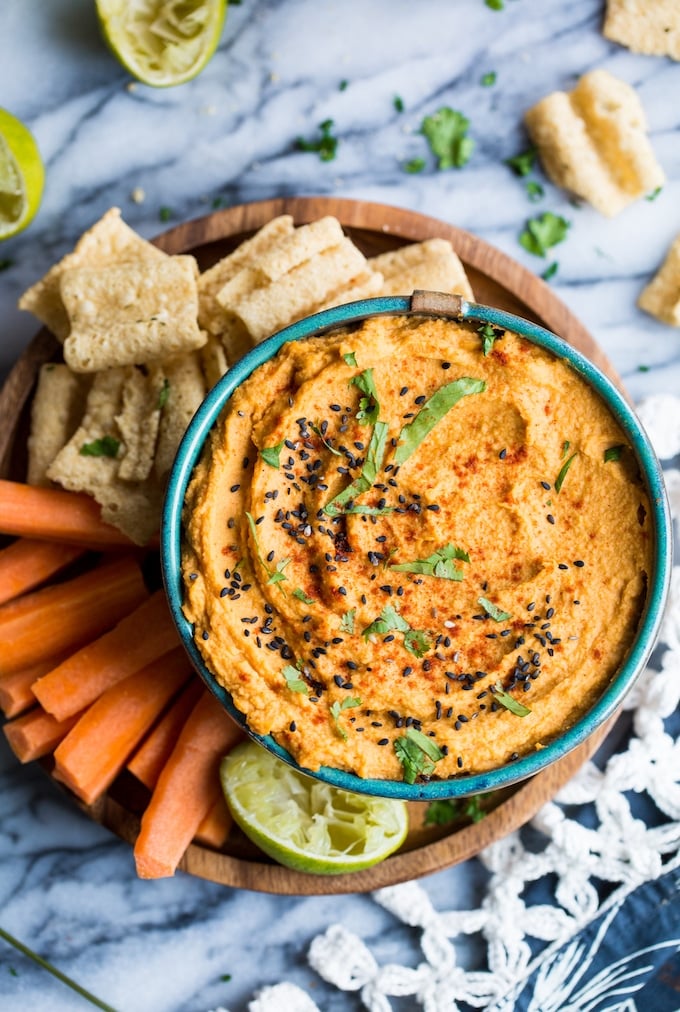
[1,0,679,1008]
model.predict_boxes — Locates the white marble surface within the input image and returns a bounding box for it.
[0,1,678,1009]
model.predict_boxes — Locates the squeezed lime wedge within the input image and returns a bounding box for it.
[220,741,409,875]
[96,0,227,87]
[0,109,44,240]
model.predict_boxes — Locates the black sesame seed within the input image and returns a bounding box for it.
[499,448,507,460]
[441,362,451,370]
[289,721,297,732]
[574,560,585,567]
[541,481,551,491]
[547,514,556,525]
[415,395,426,405]
[377,738,389,746]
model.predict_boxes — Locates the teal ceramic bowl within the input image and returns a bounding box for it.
[161,293,672,801]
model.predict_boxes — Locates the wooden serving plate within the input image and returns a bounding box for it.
[0,196,616,895]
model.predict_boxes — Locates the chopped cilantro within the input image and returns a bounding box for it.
[259,440,285,468]
[8,967,18,977]
[343,503,395,516]
[403,628,431,658]
[391,543,470,581]
[425,795,487,826]
[340,609,355,634]
[421,107,474,169]
[562,440,571,456]
[638,364,650,372]
[492,681,531,716]
[362,603,430,657]
[310,422,342,456]
[330,696,361,740]
[219,974,232,982]
[339,79,348,91]
[604,444,624,463]
[403,157,426,174]
[282,664,308,694]
[293,588,315,605]
[323,420,388,517]
[646,186,663,201]
[212,195,226,209]
[157,377,170,409]
[394,377,486,465]
[519,212,570,257]
[505,148,536,177]
[480,71,497,87]
[246,512,288,592]
[350,368,379,424]
[478,322,501,356]
[343,351,358,367]
[541,261,558,282]
[555,451,577,493]
[394,95,405,113]
[267,558,291,586]
[79,435,120,458]
[296,119,338,162]
[525,180,544,202]
[485,0,504,8]
[159,206,172,222]
[478,596,512,622]
[394,728,444,784]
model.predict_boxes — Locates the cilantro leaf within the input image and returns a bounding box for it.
[478,596,512,622]
[403,157,426,174]
[478,323,502,356]
[604,444,625,463]
[260,440,285,468]
[343,504,395,516]
[403,628,431,658]
[293,588,315,605]
[349,368,379,425]
[525,180,544,202]
[323,420,388,517]
[480,71,497,87]
[159,206,172,222]
[505,148,536,177]
[646,186,663,201]
[562,440,571,456]
[394,728,444,784]
[555,451,577,493]
[296,119,338,162]
[421,107,474,170]
[282,665,308,694]
[492,681,531,716]
[340,609,355,634]
[343,351,358,367]
[309,422,342,456]
[157,377,170,409]
[394,95,405,113]
[330,696,362,740]
[362,603,430,655]
[394,377,486,465]
[519,212,570,258]
[485,0,504,9]
[267,558,291,585]
[246,512,288,592]
[391,543,470,580]
[79,435,120,458]
[541,261,558,282]
[425,795,487,826]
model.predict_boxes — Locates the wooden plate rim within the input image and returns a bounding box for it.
[1,195,618,895]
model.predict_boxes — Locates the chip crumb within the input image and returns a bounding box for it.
[130,187,146,204]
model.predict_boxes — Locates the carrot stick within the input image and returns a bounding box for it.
[52,647,193,806]
[133,691,244,879]
[0,556,148,676]
[0,538,86,606]
[0,653,71,719]
[32,589,180,722]
[4,707,80,763]
[127,679,204,789]
[194,796,233,850]
[0,479,152,547]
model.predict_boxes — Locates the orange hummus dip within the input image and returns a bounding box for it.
[182,315,651,783]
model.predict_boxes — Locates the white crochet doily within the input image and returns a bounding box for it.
[228,393,680,1012]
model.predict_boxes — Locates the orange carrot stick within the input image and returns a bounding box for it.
[0,538,86,606]
[194,796,233,850]
[133,691,244,879]
[0,653,71,718]
[52,647,193,806]
[127,679,204,789]
[0,556,148,675]
[4,707,80,763]
[0,479,152,547]
[32,589,180,722]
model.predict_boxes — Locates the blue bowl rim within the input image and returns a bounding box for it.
[161,294,673,801]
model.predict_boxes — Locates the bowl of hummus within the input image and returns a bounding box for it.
[162,291,672,800]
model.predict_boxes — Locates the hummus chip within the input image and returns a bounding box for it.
[60,255,205,372]
[370,239,474,300]
[154,351,207,481]
[638,234,680,326]
[115,365,164,482]
[18,207,166,341]
[603,0,680,61]
[200,333,229,388]
[524,70,665,217]
[26,363,90,486]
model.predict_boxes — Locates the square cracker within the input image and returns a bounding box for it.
[638,234,680,326]
[154,351,207,481]
[524,69,665,217]
[370,239,474,300]
[18,208,166,341]
[603,0,680,61]
[198,215,295,336]
[115,365,164,482]
[26,363,90,487]
[61,255,205,372]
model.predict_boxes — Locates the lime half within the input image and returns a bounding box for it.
[220,742,409,875]
[0,109,44,241]
[96,0,227,87]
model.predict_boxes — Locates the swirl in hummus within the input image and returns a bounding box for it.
[182,314,651,783]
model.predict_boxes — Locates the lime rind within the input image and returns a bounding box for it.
[221,742,408,874]
[96,0,227,87]
[0,110,44,240]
